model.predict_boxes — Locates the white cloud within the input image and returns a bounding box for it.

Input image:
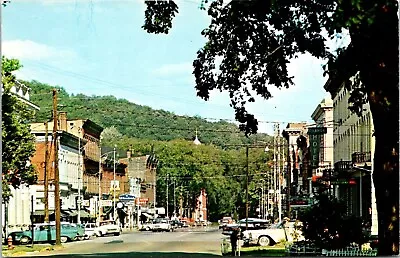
[152,62,193,76]
[2,40,78,61]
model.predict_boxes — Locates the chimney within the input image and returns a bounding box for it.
[59,112,67,131]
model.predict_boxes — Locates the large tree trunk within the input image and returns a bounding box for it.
[352,2,399,255]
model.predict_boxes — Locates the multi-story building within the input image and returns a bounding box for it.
[29,128,82,222]
[29,112,107,223]
[119,150,157,215]
[309,97,335,196]
[9,80,40,110]
[282,123,309,196]
[324,77,377,235]
[282,123,311,219]
[193,189,207,223]
[2,80,40,233]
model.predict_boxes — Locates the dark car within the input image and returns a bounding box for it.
[170,220,184,228]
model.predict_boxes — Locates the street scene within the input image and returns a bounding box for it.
[1,0,398,257]
[15,227,223,257]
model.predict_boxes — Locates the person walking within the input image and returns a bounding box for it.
[230,227,239,256]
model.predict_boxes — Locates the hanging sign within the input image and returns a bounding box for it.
[308,127,327,168]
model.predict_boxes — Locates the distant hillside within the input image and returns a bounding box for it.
[27,80,272,147]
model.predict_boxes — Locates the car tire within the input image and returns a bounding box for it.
[20,236,31,245]
[258,236,271,247]
[114,232,120,236]
[60,236,69,243]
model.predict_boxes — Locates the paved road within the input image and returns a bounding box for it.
[18,227,225,257]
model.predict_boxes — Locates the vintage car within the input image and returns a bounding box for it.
[152,218,172,232]
[84,223,100,239]
[241,220,304,247]
[140,221,155,231]
[221,218,270,236]
[218,217,234,229]
[8,223,80,244]
[96,220,121,236]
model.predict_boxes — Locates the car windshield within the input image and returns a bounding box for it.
[270,222,284,229]
[154,218,168,224]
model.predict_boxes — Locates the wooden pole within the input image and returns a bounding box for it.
[53,89,61,245]
[245,146,249,231]
[44,121,49,223]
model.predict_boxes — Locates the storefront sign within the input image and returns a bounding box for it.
[309,134,321,168]
[308,127,326,168]
[119,194,135,202]
[307,127,327,135]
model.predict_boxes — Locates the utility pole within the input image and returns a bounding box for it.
[273,125,277,221]
[113,147,116,221]
[53,89,61,245]
[277,123,282,223]
[98,144,102,225]
[173,179,176,218]
[44,121,49,223]
[77,127,81,224]
[166,174,169,218]
[245,146,249,230]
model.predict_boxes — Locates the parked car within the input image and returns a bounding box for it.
[219,217,234,229]
[222,218,270,236]
[152,218,172,232]
[96,220,121,236]
[241,220,304,247]
[140,221,154,231]
[8,223,80,244]
[84,223,100,239]
[170,220,184,228]
[179,219,189,228]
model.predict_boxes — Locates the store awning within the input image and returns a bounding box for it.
[69,210,92,218]
[33,210,54,216]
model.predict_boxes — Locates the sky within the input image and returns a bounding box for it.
[2,0,337,135]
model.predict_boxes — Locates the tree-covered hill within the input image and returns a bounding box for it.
[27,80,272,147]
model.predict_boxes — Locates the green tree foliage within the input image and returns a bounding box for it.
[299,194,366,250]
[28,80,271,148]
[2,57,37,202]
[109,136,273,221]
[143,0,398,254]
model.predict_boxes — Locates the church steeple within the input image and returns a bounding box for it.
[193,129,201,145]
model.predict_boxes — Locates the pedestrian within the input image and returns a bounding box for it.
[230,227,238,256]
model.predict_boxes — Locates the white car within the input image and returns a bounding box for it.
[96,220,122,236]
[141,222,154,231]
[84,223,100,239]
[152,218,172,232]
[242,220,304,247]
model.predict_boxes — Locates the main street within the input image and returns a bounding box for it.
[18,227,224,258]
